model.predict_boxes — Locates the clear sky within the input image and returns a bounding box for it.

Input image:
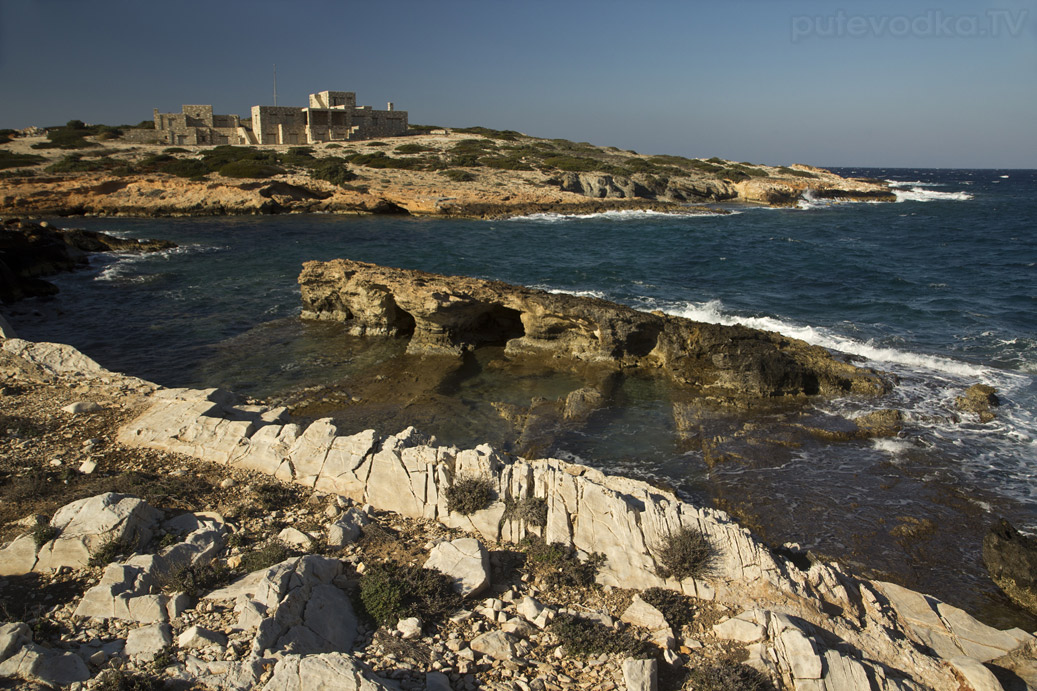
[1,0,1034,168]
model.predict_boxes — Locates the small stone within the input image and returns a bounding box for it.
[177,625,227,650]
[397,617,422,640]
[277,527,314,549]
[623,658,658,691]
[78,460,97,475]
[62,401,102,415]
[713,617,766,643]
[219,478,236,489]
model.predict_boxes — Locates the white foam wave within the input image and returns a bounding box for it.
[884,179,947,188]
[893,187,973,202]
[93,244,224,282]
[506,209,725,222]
[532,285,610,300]
[662,298,987,378]
[870,438,915,455]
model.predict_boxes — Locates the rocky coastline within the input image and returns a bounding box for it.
[0,131,894,220]
[0,333,1035,690]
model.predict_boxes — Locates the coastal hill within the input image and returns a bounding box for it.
[0,124,893,218]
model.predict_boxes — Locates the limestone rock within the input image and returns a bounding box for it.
[622,658,658,691]
[298,259,889,399]
[713,616,766,643]
[62,401,102,414]
[397,617,422,639]
[278,527,315,549]
[425,671,452,691]
[621,595,669,631]
[125,622,173,658]
[326,508,368,548]
[33,492,161,573]
[0,622,31,663]
[261,653,392,691]
[982,519,1037,616]
[470,630,518,661]
[423,537,491,598]
[949,656,1003,691]
[178,625,227,650]
[0,643,90,687]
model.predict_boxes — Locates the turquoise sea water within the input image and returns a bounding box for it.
[7,168,1035,625]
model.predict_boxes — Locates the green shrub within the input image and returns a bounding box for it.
[777,166,818,179]
[309,158,358,187]
[94,668,164,691]
[550,613,654,658]
[325,143,342,149]
[395,143,436,154]
[445,475,495,515]
[541,155,602,173]
[32,124,98,150]
[654,526,713,580]
[358,561,461,627]
[0,150,45,170]
[239,540,292,573]
[480,156,532,171]
[453,126,521,141]
[366,141,387,147]
[218,160,283,178]
[200,144,279,168]
[684,662,772,691]
[520,537,604,588]
[157,158,207,179]
[253,482,299,511]
[32,523,59,548]
[279,147,316,167]
[89,536,134,568]
[441,169,475,182]
[503,496,547,526]
[46,154,125,173]
[161,559,233,596]
[408,124,442,133]
[640,587,696,631]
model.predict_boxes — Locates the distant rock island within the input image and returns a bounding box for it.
[0,119,894,219]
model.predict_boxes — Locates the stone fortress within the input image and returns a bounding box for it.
[152,90,408,146]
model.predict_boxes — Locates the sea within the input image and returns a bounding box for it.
[6,168,1035,627]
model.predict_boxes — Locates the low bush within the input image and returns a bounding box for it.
[444,475,495,515]
[408,124,442,133]
[239,540,292,573]
[640,587,696,631]
[45,154,125,173]
[161,559,233,596]
[94,668,164,691]
[0,150,45,170]
[89,536,134,568]
[453,126,521,141]
[346,151,428,169]
[395,143,436,154]
[654,526,713,580]
[32,122,100,150]
[480,155,532,171]
[550,613,654,658]
[358,561,461,627]
[541,155,602,173]
[32,523,59,548]
[503,496,547,526]
[309,158,358,187]
[278,146,316,167]
[684,662,773,691]
[520,536,604,588]
[218,160,283,178]
[441,169,475,182]
[777,166,818,179]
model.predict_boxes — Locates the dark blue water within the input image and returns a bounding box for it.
[5,168,1035,625]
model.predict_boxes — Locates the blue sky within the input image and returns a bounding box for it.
[1,0,1034,167]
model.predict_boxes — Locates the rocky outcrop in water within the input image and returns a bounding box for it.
[0,218,176,303]
[983,519,1037,617]
[298,259,889,402]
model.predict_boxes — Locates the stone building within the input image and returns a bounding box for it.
[151,91,407,146]
[251,91,408,145]
[152,105,251,146]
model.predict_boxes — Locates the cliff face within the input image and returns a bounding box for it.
[298,259,888,401]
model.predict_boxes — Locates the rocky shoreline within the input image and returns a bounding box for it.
[1,331,1035,690]
[0,131,894,220]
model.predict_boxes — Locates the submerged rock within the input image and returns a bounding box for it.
[983,519,1037,616]
[957,384,1000,423]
